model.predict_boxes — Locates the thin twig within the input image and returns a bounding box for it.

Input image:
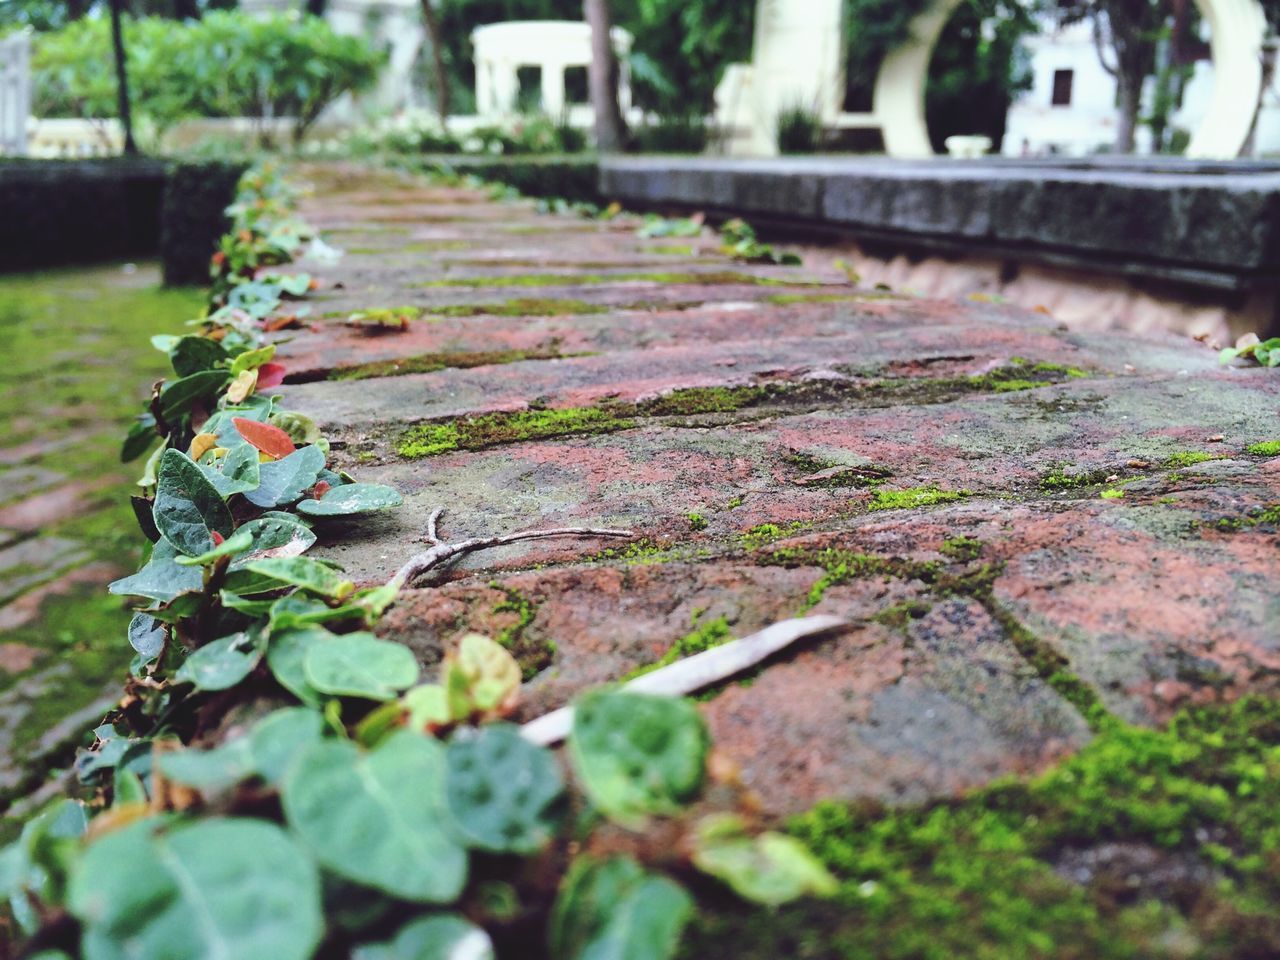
[519,614,847,746]
[391,507,634,589]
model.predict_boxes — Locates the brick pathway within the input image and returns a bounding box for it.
[276,165,1280,819]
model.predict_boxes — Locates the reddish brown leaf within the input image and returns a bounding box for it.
[257,363,287,389]
[232,417,296,459]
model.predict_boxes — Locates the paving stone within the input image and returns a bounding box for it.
[0,536,91,604]
[0,480,108,533]
[271,165,1280,818]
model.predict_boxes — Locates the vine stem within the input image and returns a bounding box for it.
[390,507,634,589]
[520,614,847,746]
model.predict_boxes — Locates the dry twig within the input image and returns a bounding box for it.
[391,507,634,589]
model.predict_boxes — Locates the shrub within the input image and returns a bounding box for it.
[632,114,710,154]
[31,11,384,145]
[776,104,824,154]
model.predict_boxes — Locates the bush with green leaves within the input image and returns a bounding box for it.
[32,11,383,145]
[775,104,824,155]
[0,163,835,959]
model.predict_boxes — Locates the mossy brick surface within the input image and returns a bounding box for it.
[260,163,1280,955]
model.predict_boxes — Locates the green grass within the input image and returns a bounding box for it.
[1246,440,1280,456]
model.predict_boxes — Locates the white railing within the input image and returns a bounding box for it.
[0,30,32,156]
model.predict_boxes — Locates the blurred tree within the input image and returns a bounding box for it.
[419,0,452,123]
[108,0,138,153]
[1060,0,1168,152]
[1242,0,1280,155]
[584,0,627,149]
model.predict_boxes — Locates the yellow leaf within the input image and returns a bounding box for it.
[189,432,218,461]
[225,369,258,404]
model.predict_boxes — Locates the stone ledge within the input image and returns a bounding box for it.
[599,156,1280,292]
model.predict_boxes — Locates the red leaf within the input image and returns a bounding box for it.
[256,363,287,389]
[311,480,331,499]
[232,417,296,459]
[211,530,225,546]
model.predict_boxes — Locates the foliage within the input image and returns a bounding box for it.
[2,163,834,959]
[775,104,824,154]
[719,218,802,265]
[32,11,383,143]
[1221,333,1280,368]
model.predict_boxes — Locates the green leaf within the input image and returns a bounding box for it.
[282,732,468,902]
[229,343,276,377]
[68,817,322,960]
[198,442,261,497]
[175,632,262,691]
[121,417,158,463]
[158,708,324,792]
[444,724,564,854]
[568,691,708,826]
[159,369,231,421]
[127,613,165,659]
[270,411,322,446]
[174,527,255,566]
[690,814,838,905]
[304,633,419,700]
[549,856,692,960]
[170,335,228,377]
[268,593,357,629]
[154,449,234,557]
[109,538,202,602]
[267,627,330,706]
[246,556,352,598]
[228,515,317,566]
[353,915,494,960]
[245,445,326,508]
[297,482,402,517]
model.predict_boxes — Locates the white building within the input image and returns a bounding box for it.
[1005,17,1280,157]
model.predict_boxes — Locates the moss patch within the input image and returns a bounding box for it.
[414,270,820,290]
[329,346,582,381]
[397,405,635,458]
[1039,466,1118,492]
[683,696,1280,960]
[489,584,552,681]
[1246,440,1280,456]
[868,487,970,512]
[939,535,983,562]
[622,613,733,683]
[1164,451,1219,468]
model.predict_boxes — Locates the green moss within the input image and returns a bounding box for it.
[1246,440,1280,456]
[784,452,891,487]
[872,598,934,629]
[682,697,1280,960]
[1039,466,1116,491]
[623,614,733,682]
[642,385,764,417]
[645,244,695,255]
[1164,451,1219,468]
[868,487,969,512]
[766,292,894,305]
[586,537,677,567]
[489,584,552,681]
[396,405,636,458]
[760,547,921,612]
[425,298,608,318]
[1016,359,1090,378]
[330,346,579,381]
[414,270,813,289]
[725,495,746,510]
[939,536,983,562]
[739,522,809,551]
[1100,488,1125,499]
[989,378,1050,392]
[687,513,708,531]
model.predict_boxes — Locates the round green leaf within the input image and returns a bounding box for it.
[549,856,692,960]
[568,691,708,825]
[244,445,326,509]
[297,483,403,517]
[444,724,564,854]
[282,732,468,902]
[353,914,494,960]
[175,632,261,691]
[68,817,322,960]
[127,613,165,659]
[690,814,838,905]
[154,449,234,557]
[303,633,419,700]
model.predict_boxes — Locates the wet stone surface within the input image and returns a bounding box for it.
[279,165,1280,821]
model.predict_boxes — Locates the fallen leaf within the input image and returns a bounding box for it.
[232,417,297,459]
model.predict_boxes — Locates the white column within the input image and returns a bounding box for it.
[1185,0,1267,158]
[542,58,566,117]
[0,30,32,156]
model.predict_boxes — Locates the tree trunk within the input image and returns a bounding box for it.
[109,0,138,156]
[584,0,627,152]
[67,0,89,20]
[172,0,200,19]
[306,0,329,17]
[1115,76,1141,153]
[418,0,451,125]
[1241,45,1277,158]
